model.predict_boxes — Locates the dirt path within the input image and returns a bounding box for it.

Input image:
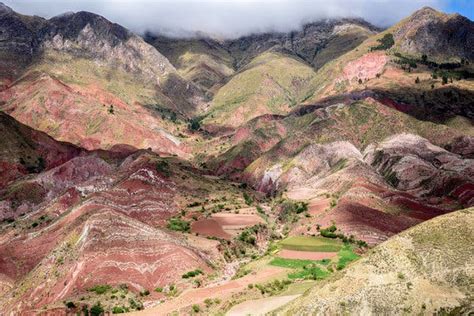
[226,294,301,316]
[127,267,288,315]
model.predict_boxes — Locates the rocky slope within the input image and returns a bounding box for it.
[0,3,205,156]
[0,112,253,314]
[280,207,474,315]
[393,7,474,61]
[147,19,378,103]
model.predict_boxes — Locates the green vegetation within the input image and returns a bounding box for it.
[238,224,265,245]
[182,269,204,279]
[336,244,360,270]
[188,118,201,131]
[270,257,330,269]
[288,265,331,280]
[64,301,76,309]
[167,217,191,232]
[370,33,394,51]
[192,304,201,312]
[254,279,292,296]
[112,306,129,314]
[89,284,112,295]
[277,200,309,222]
[320,224,338,238]
[279,236,342,252]
[156,160,171,177]
[90,302,104,316]
[108,105,115,115]
[243,192,253,205]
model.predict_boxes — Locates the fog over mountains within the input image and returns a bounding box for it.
[4,0,446,38]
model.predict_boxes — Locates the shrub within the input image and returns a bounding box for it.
[415,77,420,84]
[243,192,253,205]
[167,217,190,232]
[90,302,104,316]
[112,306,127,314]
[192,304,201,312]
[108,105,114,115]
[442,76,448,85]
[154,287,163,292]
[204,298,213,307]
[370,33,394,51]
[156,160,170,177]
[189,118,201,131]
[89,285,111,295]
[182,269,204,279]
[139,289,150,296]
[64,301,76,309]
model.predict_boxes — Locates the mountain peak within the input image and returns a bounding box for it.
[46,10,131,43]
[0,2,13,14]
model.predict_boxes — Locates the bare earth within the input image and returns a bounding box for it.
[226,294,301,316]
[126,266,288,316]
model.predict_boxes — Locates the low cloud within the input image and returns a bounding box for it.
[4,0,447,38]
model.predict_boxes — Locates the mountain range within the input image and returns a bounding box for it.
[0,2,473,315]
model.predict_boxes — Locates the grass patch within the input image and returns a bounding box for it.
[167,217,190,232]
[336,244,360,270]
[279,236,342,252]
[288,265,330,280]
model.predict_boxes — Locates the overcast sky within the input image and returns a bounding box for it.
[3,0,472,38]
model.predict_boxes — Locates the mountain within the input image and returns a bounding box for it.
[0,112,253,314]
[280,207,474,314]
[147,19,379,126]
[0,4,204,156]
[0,3,473,315]
[393,7,474,62]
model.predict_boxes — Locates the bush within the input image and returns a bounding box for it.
[112,306,128,314]
[154,287,163,292]
[156,160,170,177]
[90,302,104,316]
[167,217,190,232]
[189,118,201,131]
[192,304,201,312]
[442,76,448,85]
[415,77,420,84]
[370,33,394,51]
[89,285,111,295]
[243,192,253,206]
[139,289,150,296]
[108,105,114,115]
[64,301,76,309]
[182,269,204,279]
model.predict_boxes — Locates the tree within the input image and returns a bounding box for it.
[421,54,428,63]
[415,77,420,84]
[189,118,201,131]
[108,105,114,114]
[358,78,363,84]
[90,302,104,316]
[442,76,448,85]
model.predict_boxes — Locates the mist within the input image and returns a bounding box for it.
[3,0,447,38]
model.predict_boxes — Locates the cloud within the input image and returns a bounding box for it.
[3,0,447,38]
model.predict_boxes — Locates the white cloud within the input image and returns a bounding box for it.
[3,0,447,38]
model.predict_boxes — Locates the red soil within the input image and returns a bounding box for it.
[212,213,264,229]
[191,219,231,239]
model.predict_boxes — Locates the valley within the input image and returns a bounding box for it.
[0,2,473,315]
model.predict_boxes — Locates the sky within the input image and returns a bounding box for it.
[3,0,473,38]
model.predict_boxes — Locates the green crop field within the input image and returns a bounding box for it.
[279,236,343,252]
